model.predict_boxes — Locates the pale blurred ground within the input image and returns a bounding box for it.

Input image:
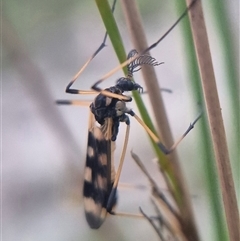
[2,0,238,241]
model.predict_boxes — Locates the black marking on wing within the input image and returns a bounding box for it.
[84,131,108,199]
[83,127,115,229]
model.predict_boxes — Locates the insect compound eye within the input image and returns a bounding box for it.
[115,101,127,116]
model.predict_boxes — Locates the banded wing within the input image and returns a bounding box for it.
[83,113,116,229]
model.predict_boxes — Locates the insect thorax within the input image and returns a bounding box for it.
[90,77,142,123]
[90,78,141,141]
[90,86,123,124]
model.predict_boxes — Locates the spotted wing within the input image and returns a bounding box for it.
[83,113,115,229]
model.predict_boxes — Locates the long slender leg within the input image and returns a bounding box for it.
[106,124,130,212]
[158,112,202,154]
[64,0,163,102]
[106,111,202,214]
[93,0,198,87]
[65,0,119,96]
[56,100,91,106]
[131,111,202,155]
[61,1,198,114]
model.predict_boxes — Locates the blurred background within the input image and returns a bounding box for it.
[2,0,239,240]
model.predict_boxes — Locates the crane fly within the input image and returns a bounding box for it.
[56,0,200,229]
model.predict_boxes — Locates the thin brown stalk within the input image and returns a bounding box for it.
[139,207,166,241]
[131,151,179,219]
[151,198,187,241]
[185,0,240,240]
[121,1,199,240]
[131,151,188,241]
